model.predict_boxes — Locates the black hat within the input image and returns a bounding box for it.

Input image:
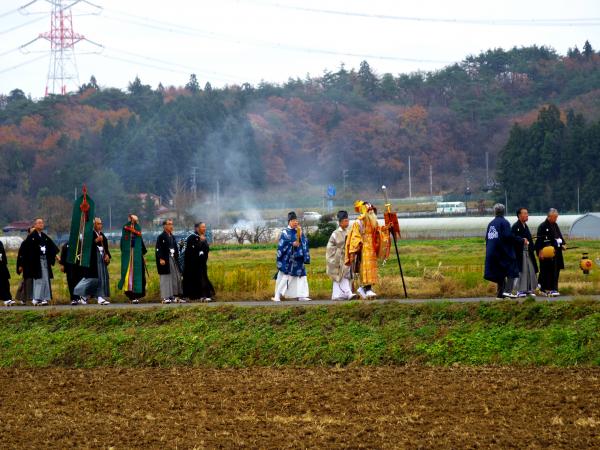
[337,210,348,221]
[287,211,297,222]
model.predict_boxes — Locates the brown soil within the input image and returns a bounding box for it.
[1,367,599,449]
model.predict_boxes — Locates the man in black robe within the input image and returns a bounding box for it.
[155,219,183,303]
[0,239,13,306]
[535,208,566,297]
[15,227,34,305]
[183,222,215,301]
[19,218,59,306]
[511,207,539,297]
[60,242,83,305]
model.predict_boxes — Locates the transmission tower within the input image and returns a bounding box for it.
[19,0,102,95]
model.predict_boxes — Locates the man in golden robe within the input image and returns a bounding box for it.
[345,200,390,299]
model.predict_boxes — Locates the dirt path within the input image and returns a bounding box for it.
[1,367,598,449]
[3,295,599,312]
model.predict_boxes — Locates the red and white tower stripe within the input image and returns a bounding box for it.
[39,1,84,95]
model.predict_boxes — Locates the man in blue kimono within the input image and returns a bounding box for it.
[484,204,527,299]
[273,211,311,302]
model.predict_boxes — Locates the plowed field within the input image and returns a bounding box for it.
[1,367,598,449]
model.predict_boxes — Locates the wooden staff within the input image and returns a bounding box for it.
[382,185,408,298]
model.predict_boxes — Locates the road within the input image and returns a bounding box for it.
[2,295,599,311]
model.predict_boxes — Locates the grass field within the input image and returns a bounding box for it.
[4,238,600,302]
[1,300,598,368]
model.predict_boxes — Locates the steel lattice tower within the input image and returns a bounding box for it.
[41,1,84,95]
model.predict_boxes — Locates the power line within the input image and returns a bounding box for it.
[0,6,21,19]
[99,9,452,64]
[0,46,23,58]
[0,53,47,75]
[250,1,600,27]
[104,47,243,82]
[98,53,191,76]
[94,53,242,85]
[0,14,46,36]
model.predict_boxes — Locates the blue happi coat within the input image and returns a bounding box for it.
[276,227,310,276]
[484,216,520,282]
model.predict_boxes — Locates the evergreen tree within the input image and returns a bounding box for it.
[583,40,594,59]
[358,60,379,100]
[567,46,581,59]
[186,74,200,93]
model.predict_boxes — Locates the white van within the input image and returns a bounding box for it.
[436,202,467,214]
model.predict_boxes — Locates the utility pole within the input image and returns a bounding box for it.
[342,169,349,209]
[216,179,221,227]
[408,155,412,198]
[577,183,580,214]
[20,0,102,95]
[429,164,433,197]
[485,152,489,187]
[190,166,198,200]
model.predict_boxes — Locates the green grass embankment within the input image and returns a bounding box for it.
[1,300,599,368]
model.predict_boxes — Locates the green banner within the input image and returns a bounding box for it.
[67,187,96,267]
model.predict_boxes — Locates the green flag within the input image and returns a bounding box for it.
[118,220,144,294]
[67,185,96,267]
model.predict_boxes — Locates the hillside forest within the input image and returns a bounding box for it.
[1,41,600,229]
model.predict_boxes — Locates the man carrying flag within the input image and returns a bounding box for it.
[74,217,111,305]
[118,214,147,303]
[67,185,97,305]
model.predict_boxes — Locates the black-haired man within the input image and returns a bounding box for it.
[273,211,311,302]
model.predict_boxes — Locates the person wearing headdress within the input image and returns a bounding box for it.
[484,203,525,299]
[73,217,112,305]
[118,214,147,303]
[345,201,389,299]
[156,218,184,304]
[18,218,60,306]
[183,222,215,302]
[0,239,13,306]
[273,211,311,302]
[326,210,356,300]
[535,208,566,297]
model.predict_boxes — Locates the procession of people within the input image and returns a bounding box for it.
[485,205,568,299]
[0,187,579,306]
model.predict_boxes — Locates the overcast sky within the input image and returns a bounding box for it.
[1,0,599,98]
